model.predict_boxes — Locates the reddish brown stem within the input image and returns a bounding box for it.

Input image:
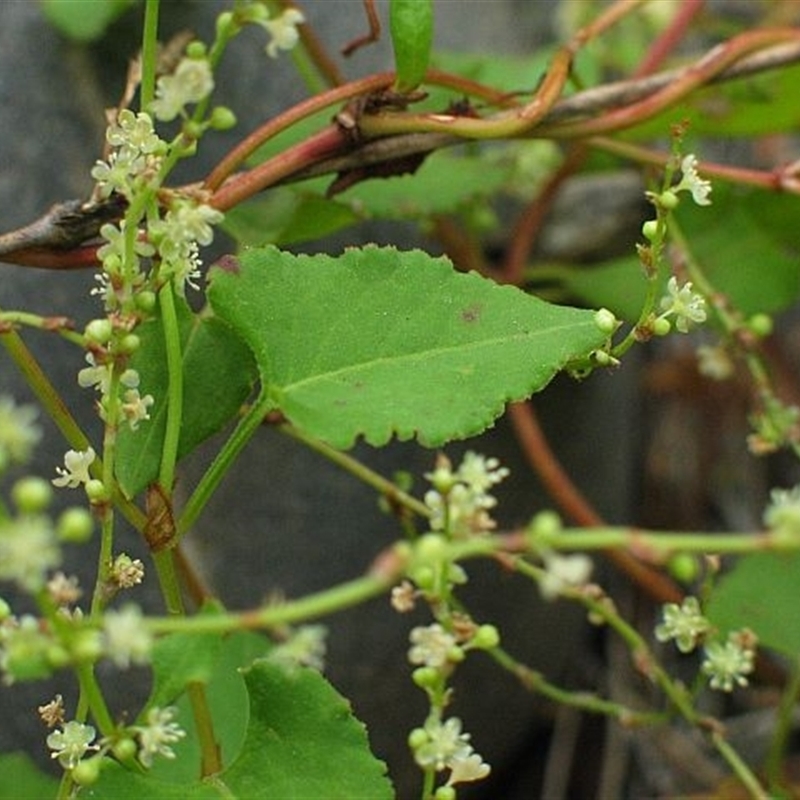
[632,0,706,78]
[341,0,381,57]
[209,125,349,211]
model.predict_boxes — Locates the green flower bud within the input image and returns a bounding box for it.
[434,787,457,800]
[408,727,428,750]
[71,630,103,663]
[11,476,53,513]
[412,666,440,689]
[46,644,71,670]
[530,510,561,539]
[658,189,679,210]
[593,308,618,335]
[216,11,237,38]
[112,737,138,762]
[85,480,108,504]
[411,565,436,591]
[0,597,11,621]
[415,533,448,563]
[748,313,773,339]
[57,507,94,544]
[642,219,659,241]
[118,334,140,355]
[185,41,207,59]
[668,553,700,585]
[652,317,671,336]
[84,318,113,344]
[135,291,157,313]
[471,624,500,650]
[209,106,237,131]
[71,757,101,786]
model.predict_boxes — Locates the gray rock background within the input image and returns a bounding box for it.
[0,2,641,797]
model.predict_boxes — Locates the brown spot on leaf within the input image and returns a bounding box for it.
[214,254,241,274]
[461,303,482,323]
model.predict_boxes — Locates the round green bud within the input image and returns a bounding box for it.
[447,645,465,663]
[667,553,700,585]
[407,727,428,750]
[412,666,440,689]
[652,317,672,337]
[434,787,457,800]
[72,757,101,786]
[0,597,11,621]
[11,476,52,513]
[659,189,679,210]
[85,480,109,504]
[135,290,157,313]
[641,219,659,241]
[415,533,448,563]
[84,318,113,344]
[216,10,241,37]
[46,644,71,670]
[472,624,501,650]
[410,565,436,591]
[530,510,561,539]
[57,507,94,544]
[748,313,773,339]
[118,334,140,355]
[593,308,618,335]
[209,106,237,131]
[593,349,614,367]
[112,737,138,762]
[186,41,207,59]
[71,630,103,663]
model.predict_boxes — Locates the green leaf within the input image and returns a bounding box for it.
[0,753,59,799]
[706,552,800,657]
[207,246,605,449]
[221,660,392,799]
[339,151,514,219]
[390,0,434,92]
[221,187,359,248]
[41,0,137,41]
[115,298,257,498]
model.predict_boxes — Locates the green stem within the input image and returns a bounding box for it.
[148,568,400,636]
[187,681,222,776]
[280,424,431,520]
[153,549,185,615]
[764,656,800,791]
[177,391,272,536]
[140,0,160,110]
[157,283,183,492]
[75,661,116,737]
[712,732,770,800]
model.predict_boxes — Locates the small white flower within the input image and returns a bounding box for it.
[408,623,457,669]
[47,720,98,769]
[107,109,163,157]
[38,694,66,728]
[0,396,41,468]
[52,448,96,489]
[413,717,473,771]
[702,631,756,692]
[696,344,734,381]
[110,554,145,589]
[447,751,491,786]
[659,276,707,333]
[267,625,327,671]
[0,515,60,592]
[655,596,710,653]
[135,706,186,767]
[676,154,712,206]
[46,573,82,607]
[764,485,800,538]
[150,57,215,121]
[102,604,153,668]
[457,452,509,495]
[121,389,154,430]
[261,9,305,58]
[390,580,417,613]
[538,552,593,601]
[77,353,111,393]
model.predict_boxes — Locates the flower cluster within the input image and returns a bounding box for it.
[0,396,41,470]
[764,485,800,539]
[424,452,509,538]
[150,55,214,122]
[266,625,328,672]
